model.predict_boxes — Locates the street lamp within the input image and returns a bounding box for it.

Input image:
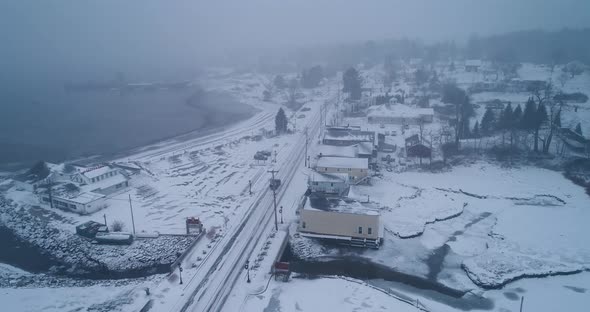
[280,206,283,224]
[178,263,183,285]
[245,260,251,283]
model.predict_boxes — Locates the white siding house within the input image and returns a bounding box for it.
[315,157,369,181]
[367,104,434,125]
[308,172,348,195]
[298,195,383,248]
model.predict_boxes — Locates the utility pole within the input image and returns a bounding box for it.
[268,169,279,231]
[245,260,251,283]
[103,214,107,227]
[280,206,283,224]
[305,127,309,167]
[178,263,183,285]
[128,194,136,235]
[48,183,54,208]
[248,180,252,195]
[520,296,524,312]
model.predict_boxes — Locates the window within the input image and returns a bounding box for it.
[358,227,362,234]
[302,222,306,228]
[313,182,318,185]
[368,227,372,235]
[330,183,333,187]
[348,168,351,171]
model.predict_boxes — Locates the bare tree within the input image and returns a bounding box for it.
[111,220,125,232]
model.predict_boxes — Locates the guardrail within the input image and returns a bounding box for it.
[169,231,205,271]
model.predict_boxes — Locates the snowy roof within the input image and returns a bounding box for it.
[304,195,379,216]
[84,174,128,192]
[323,130,373,143]
[356,142,373,155]
[80,166,115,179]
[367,104,434,119]
[309,172,348,183]
[466,59,482,67]
[317,145,357,158]
[316,157,368,170]
[54,190,106,205]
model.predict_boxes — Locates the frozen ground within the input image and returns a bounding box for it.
[291,162,590,303]
[240,276,424,312]
[0,282,148,312]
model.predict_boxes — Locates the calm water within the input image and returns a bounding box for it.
[0,82,253,170]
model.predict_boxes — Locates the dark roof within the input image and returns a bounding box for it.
[407,144,432,158]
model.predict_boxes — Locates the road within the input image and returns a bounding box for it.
[181,106,321,312]
[142,82,333,312]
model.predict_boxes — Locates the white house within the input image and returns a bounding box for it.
[308,172,349,195]
[316,157,369,181]
[30,163,130,215]
[322,126,375,147]
[367,104,434,125]
[40,190,107,215]
[317,145,357,159]
[465,59,482,72]
[71,165,129,195]
[298,195,383,248]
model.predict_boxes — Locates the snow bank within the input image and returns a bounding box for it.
[462,249,590,288]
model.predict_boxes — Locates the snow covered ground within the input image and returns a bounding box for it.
[291,161,590,308]
[239,276,425,312]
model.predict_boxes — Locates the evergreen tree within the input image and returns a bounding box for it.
[512,104,523,129]
[499,103,513,145]
[343,67,362,100]
[575,123,583,136]
[472,121,480,138]
[521,97,537,130]
[275,108,288,134]
[499,103,514,131]
[301,66,324,88]
[480,108,496,135]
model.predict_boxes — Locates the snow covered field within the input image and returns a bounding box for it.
[240,276,425,312]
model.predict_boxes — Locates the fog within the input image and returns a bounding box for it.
[2,0,590,77]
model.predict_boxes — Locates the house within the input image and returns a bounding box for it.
[317,142,375,163]
[322,126,375,147]
[30,163,130,215]
[308,172,349,195]
[38,185,107,215]
[557,127,590,155]
[407,144,432,160]
[367,104,434,125]
[405,134,421,147]
[71,165,129,195]
[316,157,369,181]
[465,59,482,72]
[298,194,383,248]
[355,141,375,163]
[317,145,357,159]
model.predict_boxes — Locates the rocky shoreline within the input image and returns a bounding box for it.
[0,194,195,280]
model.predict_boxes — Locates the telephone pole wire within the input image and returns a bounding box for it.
[128,194,136,235]
[268,169,279,231]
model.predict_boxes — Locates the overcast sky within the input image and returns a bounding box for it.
[1,0,589,77]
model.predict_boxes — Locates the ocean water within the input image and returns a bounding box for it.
[0,82,254,170]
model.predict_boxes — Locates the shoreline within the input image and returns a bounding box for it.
[0,89,257,172]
